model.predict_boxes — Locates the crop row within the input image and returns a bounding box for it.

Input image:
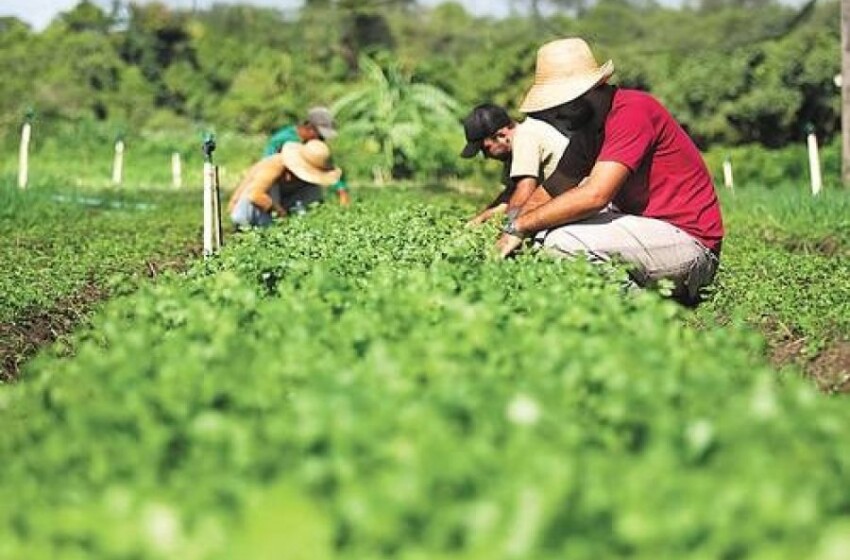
[2,190,848,559]
[692,187,850,386]
[0,183,200,323]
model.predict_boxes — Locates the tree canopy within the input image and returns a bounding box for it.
[0,0,840,159]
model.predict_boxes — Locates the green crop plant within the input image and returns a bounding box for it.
[2,189,849,559]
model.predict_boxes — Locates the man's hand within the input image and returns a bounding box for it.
[338,189,351,207]
[466,203,506,227]
[272,205,288,220]
[495,232,525,258]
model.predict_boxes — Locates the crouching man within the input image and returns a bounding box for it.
[228,139,342,228]
[499,38,724,303]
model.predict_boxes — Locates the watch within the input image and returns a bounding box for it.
[502,218,524,237]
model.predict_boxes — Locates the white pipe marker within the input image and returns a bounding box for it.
[18,122,31,189]
[722,158,734,191]
[203,161,216,257]
[112,139,125,186]
[172,152,182,189]
[807,131,823,196]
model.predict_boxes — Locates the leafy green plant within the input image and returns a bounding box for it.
[2,188,849,559]
[332,54,460,183]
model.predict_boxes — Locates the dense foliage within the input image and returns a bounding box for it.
[0,0,842,182]
[693,186,850,366]
[0,181,201,321]
[2,189,849,558]
[0,180,201,378]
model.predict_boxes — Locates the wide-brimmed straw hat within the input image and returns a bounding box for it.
[520,38,614,113]
[281,140,341,186]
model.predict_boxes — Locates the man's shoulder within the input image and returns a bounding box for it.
[515,117,569,152]
[611,89,664,114]
[271,124,299,138]
[516,116,558,136]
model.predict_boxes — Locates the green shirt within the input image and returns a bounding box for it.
[263,125,348,193]
[263,125,301,157]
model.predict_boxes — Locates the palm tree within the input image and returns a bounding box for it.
[332,54,460,184]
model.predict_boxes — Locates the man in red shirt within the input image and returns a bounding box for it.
[498,37,724,303]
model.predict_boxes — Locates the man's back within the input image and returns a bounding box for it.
[600,89,724,252]
[263,125,301,157]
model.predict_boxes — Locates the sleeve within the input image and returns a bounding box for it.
[263,132,284,157]
[328,174,348,193]
[598,107,654,172]
[263,127,298,157]
[509,124,542,180]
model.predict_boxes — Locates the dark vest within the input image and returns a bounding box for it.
[541,85,617,197]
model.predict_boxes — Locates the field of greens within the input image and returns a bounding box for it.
[694,187,850,389]
[1,183,849,558]
[0,181,202,380]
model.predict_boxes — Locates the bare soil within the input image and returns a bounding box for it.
[771,337,850,394]
[0,249,199,383]
[0,282,106,382]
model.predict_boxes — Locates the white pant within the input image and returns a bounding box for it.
[537,211,719,302]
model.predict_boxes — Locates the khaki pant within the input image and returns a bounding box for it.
[537,211,719,302]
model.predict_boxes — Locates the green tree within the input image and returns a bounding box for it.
[59,0,113,33]
[216,53,297,133]
[117,2,195,111]
[332,54,460,182]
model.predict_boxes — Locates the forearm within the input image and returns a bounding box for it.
[518,186,551,216]
[513,161,627,234]
[514,186,605,233]
[506,177,538,216]
[248,191,274,212]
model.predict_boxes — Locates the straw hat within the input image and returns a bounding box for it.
[281,140,341,186]
[520,38,614,113]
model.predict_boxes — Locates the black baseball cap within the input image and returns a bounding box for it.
[460,103,512,158]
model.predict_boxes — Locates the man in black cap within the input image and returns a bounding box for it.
[461,103,569,225]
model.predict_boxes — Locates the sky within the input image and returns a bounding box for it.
[2,0,688,31]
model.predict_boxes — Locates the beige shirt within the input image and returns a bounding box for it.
[509,117,569,183]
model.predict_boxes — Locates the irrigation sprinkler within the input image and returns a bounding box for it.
[18,108,34,189]
[112,132,125,186]
[722,155,734,192]
[172,152,182,189]
[805,123,823,196]
[202,134,223,258]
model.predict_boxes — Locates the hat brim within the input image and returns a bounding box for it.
[460,139,483,159]
[315,125,337,140]
[520,60,614,113]
[281,143,341,186]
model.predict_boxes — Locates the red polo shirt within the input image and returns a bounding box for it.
[599,89,724,252]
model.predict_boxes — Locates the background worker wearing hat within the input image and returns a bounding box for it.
[497,37,724,304]
[264,106,350,206]
[228,139,342,228]
[460,103,568,226]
